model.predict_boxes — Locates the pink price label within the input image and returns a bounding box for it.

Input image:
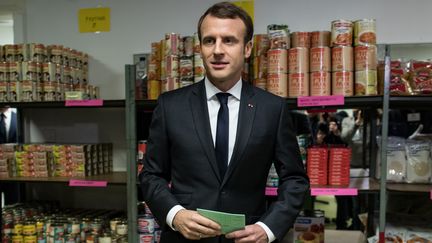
[265,187,278,196]
[69,179,107,187]
[311,188,358,196]
[65,99,104,107]
[430,190,432,200]
[297,95,344,107]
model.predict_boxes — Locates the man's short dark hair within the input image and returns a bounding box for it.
[197,1,254,44]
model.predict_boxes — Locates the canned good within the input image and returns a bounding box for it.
[8,81,19,102]
[23,235,37,243]
[182,36,194,57]
[288,48,309,73]
[355,70,377,95]
[291,32,310,48]
[29,43,46,63]
[47,45,63,65]
[310,72,331,96]
[42,63,56,82]
[98,233,111,243]
[9,62,21,82]
[138,215,155,234]
[161,77,179,93]
[253,34,270,56]
[253,78,266,90]
[179,56,193,78]
[311,31,331,47]
[193,54,205,82]
[42,81,58,101]
[148,57,160,80]
[0,62,8,81]
[354,45,377,71]
[180,78,194,88]
[252,55,267,79]
[165,33,180,56]
[151,42,161,60]
[16,44,25,62]
[332,46,353,71]
[12,234,24,243]
[310,47,331,72]
[267,49,287,73]
[23,221,37,236]
[154,230,161,243]
[267,24,290,49]
[354,19,376,46]
[288,73,309,97]
[147,80,161,100]
[193,32,201,55]
[62,47,71,67]
[266,73,288,97]
[139,234,154,243]
[70,49,78,68]
[109,218,121,233]
[22,61,38,81]
[13,223,23,235]
[90,218,102,234]
[115,221,128,236]
[164,55,178,78]
[331,19,353,46]
[5,44,16,62]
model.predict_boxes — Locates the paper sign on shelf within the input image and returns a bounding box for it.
[297,95,344,107]
[65,99,104,107]
[311,188,358,196]
[78,7,110,33]
[233,0,254,22]
[265,187,277,196]
[69,179,107,187]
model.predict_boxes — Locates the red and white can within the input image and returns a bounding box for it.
[310,47,331,72]
[332,46,353,72]
[311,31,331,47]
[253,78,266,90]
[161,77,179,93]
[267,49,288,73]
[253,55,267,79]
[267,73,288,97]
[331,19,353,46]
[310,72,331,96]
[332,71,354,96]
[288,47,309,73]
[253,34,270,57]
[289,73,309,97]
[164,55,179,78]
[291,32,310,48]
[165,33,181,56]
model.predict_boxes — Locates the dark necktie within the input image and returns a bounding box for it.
[215,93,230,177]
[0,113,6,143]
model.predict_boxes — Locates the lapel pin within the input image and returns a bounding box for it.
[248,104,254,108]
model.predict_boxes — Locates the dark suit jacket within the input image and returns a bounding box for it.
[0,111,17,143]
[139,81,309,243]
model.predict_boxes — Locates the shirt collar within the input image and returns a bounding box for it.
[2,108,11,118]
[204,77,242,101]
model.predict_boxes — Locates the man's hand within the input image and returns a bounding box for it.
[173,209,222,240]
[225,224,268,243]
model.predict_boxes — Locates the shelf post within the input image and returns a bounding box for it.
[378,45,391,243]
[125,64,138,243]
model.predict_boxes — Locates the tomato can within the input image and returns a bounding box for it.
[355,70,377,96]
[332,46,353,71]
[310,47,331,72]
[267,49,287,73]
[354,19,376,46]
[331,19,353,46]
[310,72,331,96]
[179,56,193,78]
[267,73,287,97]
[288,47,309,73]
[291,32,310,48]
[354,45,377,71]
[311,31,331,47]
[253,34,270,56]
[289,73,309,97]
[267,24,290,49]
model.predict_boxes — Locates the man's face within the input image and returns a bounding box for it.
[329,121,338,133]
[200,15,252,89]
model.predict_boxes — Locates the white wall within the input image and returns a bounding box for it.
[20,0,432,99]
[0,25,13,44]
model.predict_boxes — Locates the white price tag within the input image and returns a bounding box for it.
[407,113,420,122]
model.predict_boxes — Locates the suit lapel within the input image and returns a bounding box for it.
[190,81,222,182]
[9,112,16,142]
[222,83,256,186]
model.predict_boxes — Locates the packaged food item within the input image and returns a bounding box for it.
[405,140,431,183]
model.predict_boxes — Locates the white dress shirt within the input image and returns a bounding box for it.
[1,108,13,141]
[166,79,275,242]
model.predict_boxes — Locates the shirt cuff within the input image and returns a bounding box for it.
[255,221,276,243]
[166,205,185,231]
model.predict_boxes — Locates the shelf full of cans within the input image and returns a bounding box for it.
[143,33,205,100]
[247,19,378,98]
[1,202,128,243]
[0,143,113,179]
[0,43,100,102]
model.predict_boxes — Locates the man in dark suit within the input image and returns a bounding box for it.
[139,2,309,242]
[0,107,17,144]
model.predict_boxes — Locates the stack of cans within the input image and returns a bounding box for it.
[137,202,161,243]
[266,24,289,97]
[147,42,162,100]
[353,19,377,96]
[309,31,331,96]
[193,33,205,83]
[179,36,194,88]
[161,33,181,93]
[251,34,269,90]
[331,20,355,96]
[288,32,310,97]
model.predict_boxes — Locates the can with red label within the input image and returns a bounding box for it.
[267,49,287,73]
[47,45,63,65]
[165,33,181,56]
[332,71,354,96]
[310,47,331,72]
[311,31,331,47]
[332,46,353,71]
[310,72,331,96]
[253,55,267,79]
[16,44,25,62]
[253,78,266,90]
[291,32,310,48]
[42,81,58,101]
[354,45,377,71]
[8,62,21,82]
[289,73,309,97]
[288,48,309,73]
[253,34,270,57]
[161,77,179,93]
[137,215,155,234]
[164,55,179,78]
[21,61,38,81]
[354,19,376,46]
[331,19,353,46]
[29,43,46,63]
[267,73,287,97]
[139,233,154,243]
[179,56,193,79]
[0,81,7,102]
[42,62,56,81]
[194,54,205,82]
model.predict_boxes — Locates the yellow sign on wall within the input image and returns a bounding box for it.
[233,0,254,22]
[78,8,110,33]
